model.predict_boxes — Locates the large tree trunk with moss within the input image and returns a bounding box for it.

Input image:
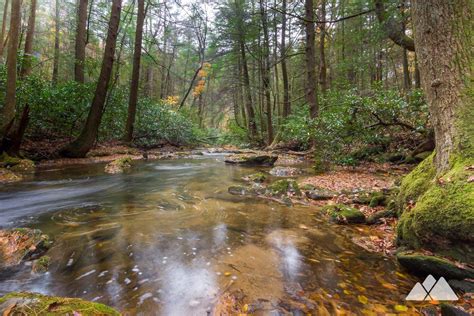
[0,0,20,139]
[397,0,473,261]
[123,0,145,143]
[59,0,122,158]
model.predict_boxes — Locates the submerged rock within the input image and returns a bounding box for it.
[266,179,301,197]
[269,166,302,177]
[323,204,366,224]
[305,188,335,201]
[396,252,474,280]
[0,292,120,315]
[32,255,51,273]
[225,154,278,166]
[0,228,51,270]
[242,172,267,183]
[105,157,132,174]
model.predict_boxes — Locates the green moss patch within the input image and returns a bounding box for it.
[0,292,120,315]
[323,204,366,224]
[267,179,301,197]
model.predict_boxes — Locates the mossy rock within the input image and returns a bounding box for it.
[10,159,35,173]
[104,157,133,174]
[397,153,474,261]
[266,179,301,197]
[323,204,366,224]
[369,192,387,207]
[0,168,22,183]
[228,185,258,196]
[366,208,396,225]
[396,252,474,280]
[32,256,51,273]
[0,292,120,315]
[225,154,278,166]
[300,183,316,191]
[243,172,267,183]
[305,188,335,201]
[0,153,21,168]
[0,228,51,269]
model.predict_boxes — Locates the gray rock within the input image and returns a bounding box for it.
[269,166,302,177]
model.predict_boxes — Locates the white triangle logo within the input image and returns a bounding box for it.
[406,275,458,301]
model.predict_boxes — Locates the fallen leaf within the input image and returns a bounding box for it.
[394,305,408,312]
[358,295,368,304]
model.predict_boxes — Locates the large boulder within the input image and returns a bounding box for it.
[225,154,278,166]
[0,228,51,270]
[269,166,302,177]
[0,292,120,315]
[396,252,474,280]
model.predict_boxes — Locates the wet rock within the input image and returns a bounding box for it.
[396,252,474,280]
[228,185,258,196]
[266,179,301,197]
[305,188,335,201]
[366,208,396,225]
[448,279,474,294]
[440,304,470,316]
[32,256,51,273]
[242,172,267,183]
[0,292,120,315]
[9,159,35,174]
[0,228,51,270]
[104,157,132,174]
[369,192,387,207]
[269,166,302,177]
[0,168,22,183]
[323,204,366,224]
[225,153,278,166]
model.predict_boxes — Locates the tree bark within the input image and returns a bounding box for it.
[318,0,328,93]
[0,0,20,138]
[305,0,318,119]
[412,0,472,172]
[281,0,290,118]
[74,0,88,83]
[123,0,146,143]
[60,0,122,158]
[20,0,36,78]
[259,0,273,144]
[52,0,60,84]
[0,0,10,62]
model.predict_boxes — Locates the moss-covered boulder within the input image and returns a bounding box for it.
[225,154,278,166]
[0,292,120,315]
[0,228,51,270]
[396,252,474,280]
[104,157,132,174]
[396,153,474,262]
[323,204,366,224]
[269,166,302,177]
[369,192,387,207]
[266,179,301,197]
[242,172,267,183]
[366,208,396,225]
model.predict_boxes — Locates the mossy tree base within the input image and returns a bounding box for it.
[397,153,474,262]
[0,292,120,315]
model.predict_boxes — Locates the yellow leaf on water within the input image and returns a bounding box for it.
[224,272,231,277]
[242,304,248,312]
[358,295,368,304]
[394,305,408,312]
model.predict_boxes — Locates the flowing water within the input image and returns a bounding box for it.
[0,153,417,315]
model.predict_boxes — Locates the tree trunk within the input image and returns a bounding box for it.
[259,0,273,144]
[412,0,472,173]
[123,0,145,143]
[305,0,318,119]
[318,0,327,93]
[52,0,60,84]
[74,0,88,83]
[414,54,421,89]
[0,0,10,62]
[59,0,122,158]
[280,0,290,118]
[0,0,20,138]
[19,0,36,78]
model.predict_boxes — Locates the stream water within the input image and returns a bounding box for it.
[0,153,417,315]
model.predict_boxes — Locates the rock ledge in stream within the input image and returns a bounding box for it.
[0,228,51,270]
[0,292,120,315]
[105,157,132,174]
[225,154,278,166]
[323,204,366,224]
[396,252,474,280]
